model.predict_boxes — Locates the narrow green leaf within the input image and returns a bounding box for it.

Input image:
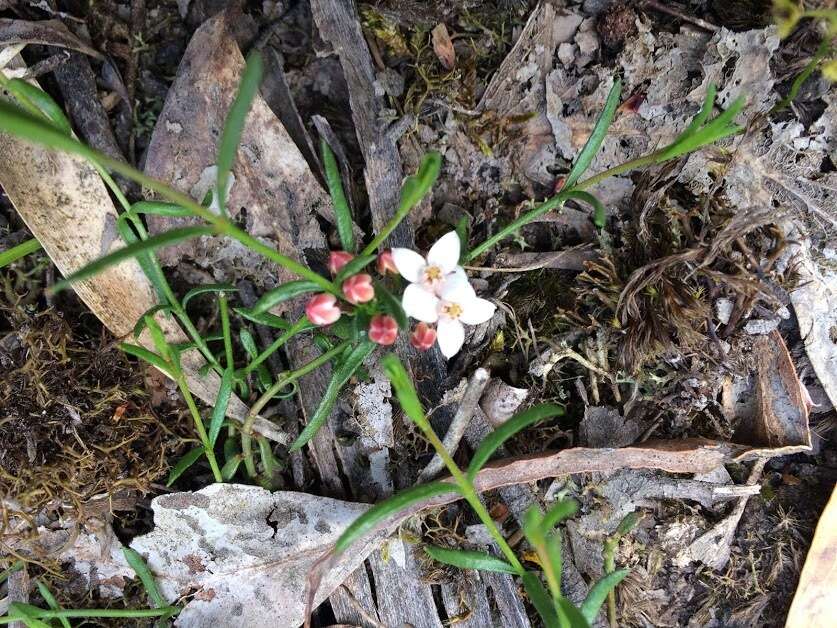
[424,546,517,574]
[258,437,282,477]
[166,447,205,487]
[334,482,460,554]
[381,354,427,430]
[128,201,193,217]
[579,569,629,623]
[144,314,172,362]
[678,83,717,140]
[334,254,377,283]
[120,343,175,379]
[251,280,320,315]
[545,532,563,594]
[35,581,70,628]
[564,79,622,190]
[5,79,72,135]
[0,237,42,268]
[182,283,237,308]
[467,403,564,479]
[375,281,408,329]
[321,138,355,252]
[398,152,443,215]
[51,226,214,293]
[239,329,272,390]
[7,603,52,628]
[291,341,376,450]
[132,304,173,339]
[657,95,745,162]
[541,499,579,532]
[565,190,607,229]
[113,216,170,304]
[208,367,234,446]
[234,307,291,329]
[221,454,243,480]
[521,572,561,628]
[217,51,264,216]
[122,547,166,608]
[455,216,469,263]
[556,597,592,628]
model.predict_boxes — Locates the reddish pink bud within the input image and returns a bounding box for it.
[369,314,399,346]
[377,249,397,275]
[328,250,355,276]
[342,273,375,304]
[410,322,437,351]
[305,293,341,326]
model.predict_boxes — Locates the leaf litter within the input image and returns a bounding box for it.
[1,0,835,626]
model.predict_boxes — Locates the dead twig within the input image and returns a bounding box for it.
[642,0,718,32]
[417,368,491,483]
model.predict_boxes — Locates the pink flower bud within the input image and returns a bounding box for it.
[369,314,398,346]
[328,250,355,276]
[377,249,397,275]
[305,293,341,326]
[410,322,437,351]
[342,273,375,304]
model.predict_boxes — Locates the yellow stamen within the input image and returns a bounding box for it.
[443,303,463,319]
[424,265,443,282]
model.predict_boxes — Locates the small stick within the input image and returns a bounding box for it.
[642,0,718,32]
[339,584,386,628]
[417,368,491,483]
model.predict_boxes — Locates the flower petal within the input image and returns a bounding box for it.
[440,270,476,304]
[426,231,460,274]
[391,248,426,283]
[437,318,465,358]
[459,296,496,325]
[402,283,440,323]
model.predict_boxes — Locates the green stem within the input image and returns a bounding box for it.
[240,318,308,376]
[220,293,234,369]
[465,194,566,262]
[572,150,666,192]
[35,139,338,295]
[177,376,222,482]
[419,423,525,575]
[241,340,350,477]
[361,203,411,256]
[771,38,831,115]
[0,608,177,623]
[465,148,668,262]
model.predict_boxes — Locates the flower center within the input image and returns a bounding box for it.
[423,265,443,283]
[442,302,463,319]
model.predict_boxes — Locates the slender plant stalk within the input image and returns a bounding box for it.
[240,318,309,376]
[241,341,350,477]
[176,375,222,482]
[219,293,234,369]
[361,205,412,256]
[413,417,525,574]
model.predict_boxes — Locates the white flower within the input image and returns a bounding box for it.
[393,232,496,358]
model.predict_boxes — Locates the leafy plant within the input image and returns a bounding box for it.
[328,355,628,627]
[0,550,177,626]
[0,51,745,489]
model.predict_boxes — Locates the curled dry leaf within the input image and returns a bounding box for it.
[0,56,286,444]
[0,18,104,59]
[431,23,455,70]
